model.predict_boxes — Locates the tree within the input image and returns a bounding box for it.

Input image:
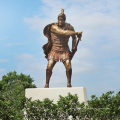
[0,71,36,120]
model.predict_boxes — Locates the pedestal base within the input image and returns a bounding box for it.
[25,87,88,105]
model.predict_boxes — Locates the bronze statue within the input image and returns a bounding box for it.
[43,9,83,88]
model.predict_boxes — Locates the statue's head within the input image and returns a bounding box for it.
[58,9,66,27]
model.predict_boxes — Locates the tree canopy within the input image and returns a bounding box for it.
[0,71,36,120]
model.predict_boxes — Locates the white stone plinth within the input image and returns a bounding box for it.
[25,87,88,105]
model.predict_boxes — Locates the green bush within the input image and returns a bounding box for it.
[24,91,120,120]
[25,98,58,120]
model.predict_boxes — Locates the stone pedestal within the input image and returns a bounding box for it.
[25,87,88,105]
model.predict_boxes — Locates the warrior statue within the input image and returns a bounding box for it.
[43,9,83,88]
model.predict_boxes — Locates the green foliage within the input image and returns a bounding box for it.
[24,91,120,120]
[86,91,120,119]
[24,93,80,120]
[0,71,36,120]
[57,93,79,119]
[25,98,58,120]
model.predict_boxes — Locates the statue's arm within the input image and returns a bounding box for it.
[51,25,78,36]
[72,35,76,50]
[69,25,77,49]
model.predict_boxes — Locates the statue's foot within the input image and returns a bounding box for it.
[67,84,72,87]
[44,84,49,88]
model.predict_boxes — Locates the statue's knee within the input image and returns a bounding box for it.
[65,60,71,71]
[47,65,52,70]
[47,60,55,70]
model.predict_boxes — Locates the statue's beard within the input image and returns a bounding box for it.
[58,23,65,27]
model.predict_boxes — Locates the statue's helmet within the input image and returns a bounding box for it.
[58,9,66,21]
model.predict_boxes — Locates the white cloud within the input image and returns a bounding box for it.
[16,53,34,61]
[0,69,6,80]
[16,53,46,87]
[0,69,5,72]
[24,15,43,30]
[0,36,9,41]
[23,0,120,48]
[0,59,9,62]
[6,42,25,47]
[73,61,97,73]
[74,47,92,59]
[23,0,120,55]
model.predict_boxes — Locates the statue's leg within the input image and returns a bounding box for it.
[63,60,72,87]
[44,60,56,88]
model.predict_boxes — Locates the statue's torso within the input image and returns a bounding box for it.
[45,22,72,62]
[51,23,70,52]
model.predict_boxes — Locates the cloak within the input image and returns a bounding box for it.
[42,23,55,59]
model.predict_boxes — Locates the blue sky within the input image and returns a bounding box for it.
[0,0,120,99]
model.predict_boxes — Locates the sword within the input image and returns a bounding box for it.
[71,31,83,60]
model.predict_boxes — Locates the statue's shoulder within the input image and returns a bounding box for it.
[43,23,57,38]
[65,23,74,30]
[51,23,58,28]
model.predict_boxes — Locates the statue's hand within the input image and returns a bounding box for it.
[72,47,77,53]
[69,47,77,60]
[77,31,83,39]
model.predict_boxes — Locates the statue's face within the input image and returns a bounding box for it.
[58,17,65,27]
